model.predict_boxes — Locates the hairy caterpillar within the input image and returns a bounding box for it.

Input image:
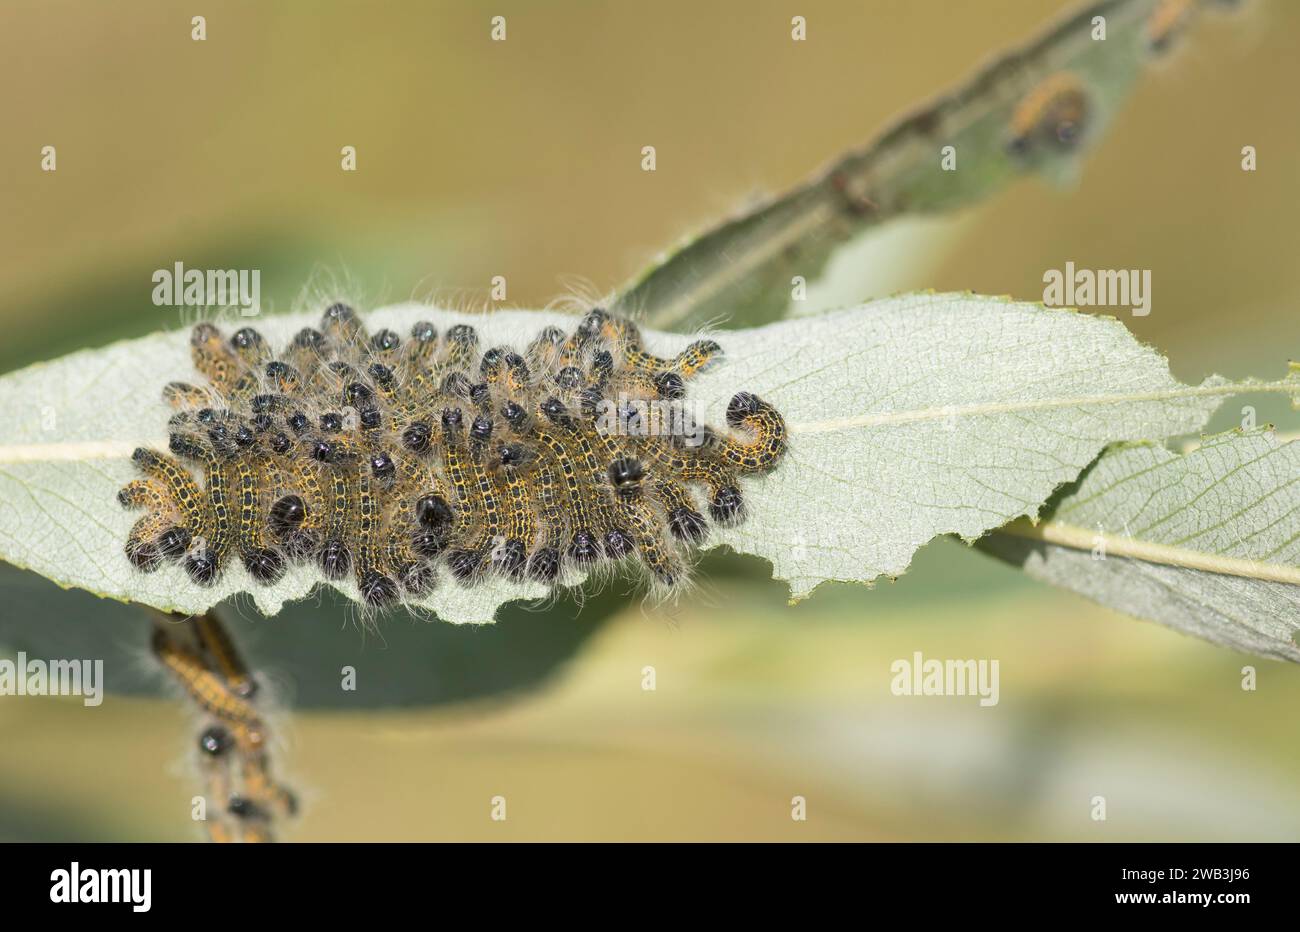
[1006,71,1090,158]
[119,305,788,609]
[1146,0,1196,53]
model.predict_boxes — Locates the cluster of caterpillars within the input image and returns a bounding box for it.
[120,304,787,607]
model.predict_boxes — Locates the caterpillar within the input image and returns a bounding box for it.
[1006,71,1090,159]
[119,304,788,608]
[1146,0,1196,53]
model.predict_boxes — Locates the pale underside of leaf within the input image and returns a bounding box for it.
[0,294,1276,623]
[981,430,1300,662]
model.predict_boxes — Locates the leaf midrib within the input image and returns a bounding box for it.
[0,378,1290,462]
[996,517,1300,586]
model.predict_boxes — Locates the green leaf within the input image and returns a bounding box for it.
[0,294,1286,622]
[615,0,1235,333]
[0,561,621,709]
[980,427,1300,662]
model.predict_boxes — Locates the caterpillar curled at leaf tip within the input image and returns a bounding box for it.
[118,304,789,610]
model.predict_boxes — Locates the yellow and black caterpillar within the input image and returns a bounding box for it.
[119,305,787,607]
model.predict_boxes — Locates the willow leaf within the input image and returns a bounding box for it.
[0,294,1286,622]
[617,0,1243,333]
[980,427,1300,662]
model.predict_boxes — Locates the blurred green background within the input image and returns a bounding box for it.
[1,0,1298,841]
